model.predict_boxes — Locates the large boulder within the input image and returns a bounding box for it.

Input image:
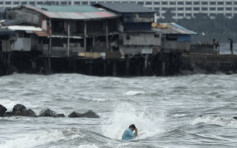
[12,104,36,117]
[38,109,65,118]
[68,111,81,118]
[38,109,57,117]
[12,104,27,116]
[82,110,100,118]
[4,112,13,116]
[24,109,37,117]
[0,104,7,116]
[68,110,99,118]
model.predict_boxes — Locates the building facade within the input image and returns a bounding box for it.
[8,5,120,58]
[0,0,237,19]
[95,3,159,55]
[0,3,197,76]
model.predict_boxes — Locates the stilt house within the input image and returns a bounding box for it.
[95,3,160,56]
[9,5,120,58]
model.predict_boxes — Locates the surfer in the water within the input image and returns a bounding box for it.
[122,124,138,141]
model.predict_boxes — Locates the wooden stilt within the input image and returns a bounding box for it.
[144,54,148,75]
[113,62,117,76]
[126,59,130,75]
[89,63,93,75]
[84,21,87,51]
[162,62,166,76]
[67,22,70,57]
[103,61,107,76]
[105,21,109,51]
[48,20,52,73]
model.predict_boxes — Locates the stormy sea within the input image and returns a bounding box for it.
[1,72,237,148]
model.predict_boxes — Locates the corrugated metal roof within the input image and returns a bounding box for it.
[152,23,197,35]
[24,6,118,20]
[39,6,98,12]
[2,19,23,26]
[95,3,155,13]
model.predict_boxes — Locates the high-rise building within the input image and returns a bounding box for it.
[0,0,236,19]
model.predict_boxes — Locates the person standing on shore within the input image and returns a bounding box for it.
[229,38,233,55]
[212,39,220,54]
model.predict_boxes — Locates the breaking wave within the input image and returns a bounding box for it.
[191,115,237,128]
[101,102,165,141]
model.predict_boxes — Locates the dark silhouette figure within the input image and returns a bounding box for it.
[212,39,216,50]
[229,38,233,55]
[212,39,220,54]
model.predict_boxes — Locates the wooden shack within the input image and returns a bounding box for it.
[95,3,160,56]
[9,5,120,57]
[0,4,197,76]
[152,23,197,53]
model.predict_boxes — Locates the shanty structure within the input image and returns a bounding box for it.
[95,3,159,56]
[9,5,120,58]
[152,22,197,53]
[0,4,198,76]
[7,25,42,51]
[0,28,16,52]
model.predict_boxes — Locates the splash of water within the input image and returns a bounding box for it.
[0,99,38,112]
[101,102,165,140]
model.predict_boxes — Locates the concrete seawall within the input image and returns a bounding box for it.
[180,54,237,75]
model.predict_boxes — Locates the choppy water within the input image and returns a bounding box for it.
[1,73,237,148]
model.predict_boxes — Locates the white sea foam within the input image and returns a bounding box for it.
[0,129,84,148]
[91,97,108,102]
[125,91,145,96]
[2,73,237,147]
[0,99,38,111]
[101,102,165,140]
[173,114,187,117]
[78,144,99,148]
[0,99,22,111]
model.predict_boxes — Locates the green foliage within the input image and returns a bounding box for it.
[157,12,237,43]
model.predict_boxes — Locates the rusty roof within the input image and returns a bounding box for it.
[34,31,49,37]
[152,23,197,35]
[24,5,119,20]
